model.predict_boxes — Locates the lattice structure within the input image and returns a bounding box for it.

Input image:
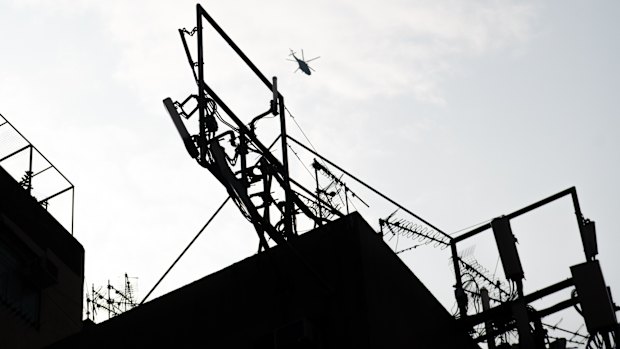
[0,114,75,234]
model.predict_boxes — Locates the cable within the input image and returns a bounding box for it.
[450,218,493,237]
[289,135,450,239]
[492,256,500,281]
[285,107,368,216]
[287,144,315,181]
[285,106,338,182]
[284,106,320,155]
[140,196,230,305]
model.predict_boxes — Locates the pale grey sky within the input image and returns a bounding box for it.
[1,0,619,342]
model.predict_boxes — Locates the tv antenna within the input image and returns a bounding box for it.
[85,274,138,322]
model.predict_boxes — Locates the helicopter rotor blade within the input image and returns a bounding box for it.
[309,66,316,72]
[306,56,320,62]
[301,49,305,61]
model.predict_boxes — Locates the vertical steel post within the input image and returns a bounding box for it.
[481,288,496,349]
[27,145,33,194]
[278,92,293,238]
[107,279,111,319]
[71,187,75,235]
[512,279,536,348]
[570,188,584,225]
[314,162,322,227]
[196,5,206,165]
[533,316,546,349]
[262,160,271,224]
[451,241,468,319]
[240,130,247,187]
[570,188,598,261]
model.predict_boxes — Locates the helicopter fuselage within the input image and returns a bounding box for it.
[293,55,312,75]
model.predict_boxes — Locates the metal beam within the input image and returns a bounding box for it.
[462,278,574,327]
[454,187,577,243]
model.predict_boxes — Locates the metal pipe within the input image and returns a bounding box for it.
[314,162,322,226]
[523,278,573,304]
[197,4,273,91]
[0,145,30,163]
[455,187,576,243]
[481,288,496,349]
[0,116,73,187]
[178,28,198,82]
[507,187,575,221]
[278,91,293,238]
[71,188,75,235]
[32,165,53,178]
[537,297,579,319]
[196,4,206,165]
[38,186,73,204]
[463,278,574,327]
[28,145,33,193]
[451,241,468,319]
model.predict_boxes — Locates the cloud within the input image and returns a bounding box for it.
[6,0,538,107]
[311,0,539,104]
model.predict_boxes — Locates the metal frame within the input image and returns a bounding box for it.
[449,187,612,348]
[451,187,589,317]
[0,114,75,234]
[166,4,338,250]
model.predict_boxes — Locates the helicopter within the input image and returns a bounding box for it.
[287,49,320,75]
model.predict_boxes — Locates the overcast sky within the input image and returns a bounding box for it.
[1,0,619,341]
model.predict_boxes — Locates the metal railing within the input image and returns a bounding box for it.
[0,113,75,234]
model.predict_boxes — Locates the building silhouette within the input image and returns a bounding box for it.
[2,4,617,347]
[47,212,477,349]
[0,142,477,348]
[0,165,84,348]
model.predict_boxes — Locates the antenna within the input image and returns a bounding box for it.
[85,274,138,323]
[164,97,199,159]
[380,215,451,251]
[312,159,368,216]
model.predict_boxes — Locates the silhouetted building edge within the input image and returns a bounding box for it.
[48,212,477,349]
[0,166,84,348]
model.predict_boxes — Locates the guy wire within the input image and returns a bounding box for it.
[140,196,230,305]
